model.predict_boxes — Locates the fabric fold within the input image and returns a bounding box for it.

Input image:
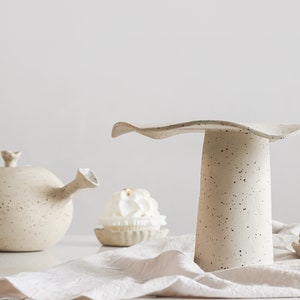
[2,222,300,300]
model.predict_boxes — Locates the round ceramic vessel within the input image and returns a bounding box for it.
[0,151,98,251]
[0,167,73,251]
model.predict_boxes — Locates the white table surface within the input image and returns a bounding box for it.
[0,235,297,300]
[0,235,106,277]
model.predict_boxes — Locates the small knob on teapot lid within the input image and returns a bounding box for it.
[1,151,21,167]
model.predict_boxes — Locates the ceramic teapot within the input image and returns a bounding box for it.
[0,150,99,251]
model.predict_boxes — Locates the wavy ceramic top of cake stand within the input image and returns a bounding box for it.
[112,120,300,141]
[112,120,300,271]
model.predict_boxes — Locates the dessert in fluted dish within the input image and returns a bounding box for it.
[95,188,168,246]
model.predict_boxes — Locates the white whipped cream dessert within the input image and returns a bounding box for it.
[99,188,166,230]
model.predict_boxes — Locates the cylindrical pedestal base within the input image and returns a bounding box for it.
[195,130,273,271]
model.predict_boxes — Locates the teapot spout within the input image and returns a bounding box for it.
[59,168,99,200]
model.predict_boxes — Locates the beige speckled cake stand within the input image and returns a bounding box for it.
[112,120,300,271]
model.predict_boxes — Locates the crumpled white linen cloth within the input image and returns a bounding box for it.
[5,221,300,300]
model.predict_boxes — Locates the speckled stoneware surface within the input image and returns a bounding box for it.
[112,120,300,271]
[0,151,99,252]
[94,228,169,247]
[112,120,300,140]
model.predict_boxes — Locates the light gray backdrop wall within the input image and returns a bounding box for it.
[1,0,300,236]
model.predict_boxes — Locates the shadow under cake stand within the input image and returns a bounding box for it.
[112,120,300,272]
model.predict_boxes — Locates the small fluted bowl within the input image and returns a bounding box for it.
[94,228,169,247]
